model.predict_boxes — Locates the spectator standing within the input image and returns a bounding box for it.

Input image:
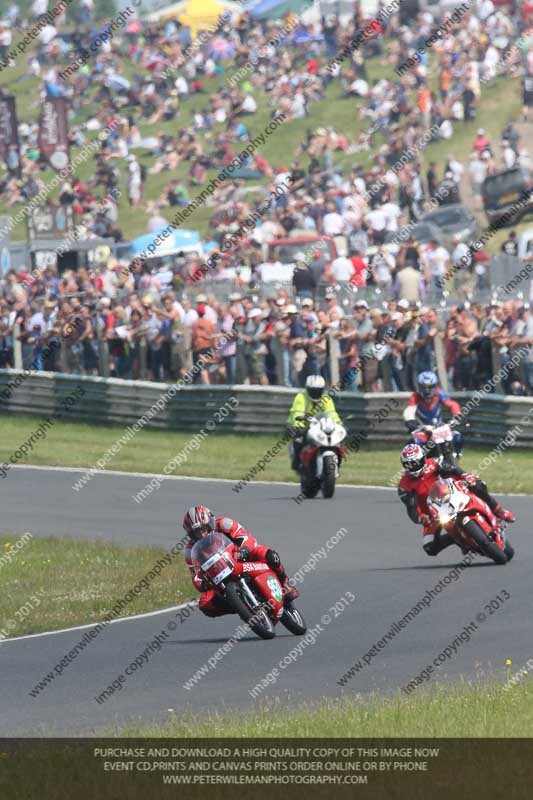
[394,262,422,304]
[126,156,142,209]
[287,303,306,387]
[292,253,316,300]
[218,303,237,385]
[501,231,519,257]
[191,303,215,384]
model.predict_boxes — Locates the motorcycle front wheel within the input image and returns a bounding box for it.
[224,582,276,639]
[462,519,508,565]
[281,604,307,636]
[322,454,336,498]
[504,540,515,561]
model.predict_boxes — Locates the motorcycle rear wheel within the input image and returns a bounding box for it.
[281,604,307,636]
[224,582,276,639]
[462,519,508,565]
[322,454,336,498]
[301,477,320,498]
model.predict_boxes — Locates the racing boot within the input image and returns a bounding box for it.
[492,504,515,523]
[470,480,515,524]
[265,549,300,603]
[281,576,300,604]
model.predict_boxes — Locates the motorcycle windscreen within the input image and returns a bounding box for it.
[428,479,452,506]
[427,479,465,523]
[191,532,234,584]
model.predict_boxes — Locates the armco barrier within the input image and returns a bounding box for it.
[1,370,533,448]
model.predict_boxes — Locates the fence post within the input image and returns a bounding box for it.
[271,335,284,385]
[328,329,340,386]
[490,341,505,395]
[139,337,148,380]
[98,339,110,378]
[380,355,393,391]
[434,334,448,392]
[60,338,68,373]
[13,322,22,369]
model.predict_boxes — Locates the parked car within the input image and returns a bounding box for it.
[384,220,445,250]
[420,204,480,245]
[265,234,339,265]
[481,167,533,225]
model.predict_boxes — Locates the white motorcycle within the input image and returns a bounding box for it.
[297,414,347,498]
[410,422,460,465]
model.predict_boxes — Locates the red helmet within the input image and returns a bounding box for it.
[183,505,215,541]
[400,443,426,478]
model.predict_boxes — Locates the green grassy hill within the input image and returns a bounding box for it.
[1,33,527,247]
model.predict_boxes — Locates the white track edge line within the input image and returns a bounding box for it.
[10,463,531,495]
[12,463,393,490]
[0,600,198,644]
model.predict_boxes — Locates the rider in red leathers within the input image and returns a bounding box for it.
[398,444,514,556]
[183,506,299,617]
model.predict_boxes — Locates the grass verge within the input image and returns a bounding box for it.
[119,680,533,737]
[1,414,532,494]
[0,534,193,637]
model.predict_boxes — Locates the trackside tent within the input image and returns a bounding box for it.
[131,228,203,259]
[146,0,244,35]
[246,0,311,20]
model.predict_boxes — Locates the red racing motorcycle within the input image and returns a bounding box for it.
[191,533,307,639]
[427,478,515,565]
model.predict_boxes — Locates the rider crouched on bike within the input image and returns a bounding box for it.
[286,375,342,472]
[403,371,463,457]
[398,444,515,557]
[183,506,299,617]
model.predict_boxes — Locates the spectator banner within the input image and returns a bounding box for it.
[0,96,21,177]
[27,204,75,242]
[38,97,70,172]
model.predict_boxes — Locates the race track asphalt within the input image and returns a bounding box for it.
[1,466,531,736]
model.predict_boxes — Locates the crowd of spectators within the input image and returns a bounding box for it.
[2,281,533,396]
[1,1,533,396]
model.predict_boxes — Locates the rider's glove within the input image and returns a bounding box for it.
[236,546,251,562]
[195,574,210,592]
[405,420,418,433]
[287,425,303,440]
[463,473,478,486]
[419,513,431,528]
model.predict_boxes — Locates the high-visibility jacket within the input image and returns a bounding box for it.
[287,391,342,428]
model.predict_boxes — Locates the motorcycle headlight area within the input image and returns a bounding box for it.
[309,429,329,445]
[434,493,467,524]
[201,553,233,585]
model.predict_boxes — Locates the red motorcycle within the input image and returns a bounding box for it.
[427,478,515,565]
[191,533,307,640]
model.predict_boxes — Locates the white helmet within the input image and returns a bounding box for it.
[305,374,326,400]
